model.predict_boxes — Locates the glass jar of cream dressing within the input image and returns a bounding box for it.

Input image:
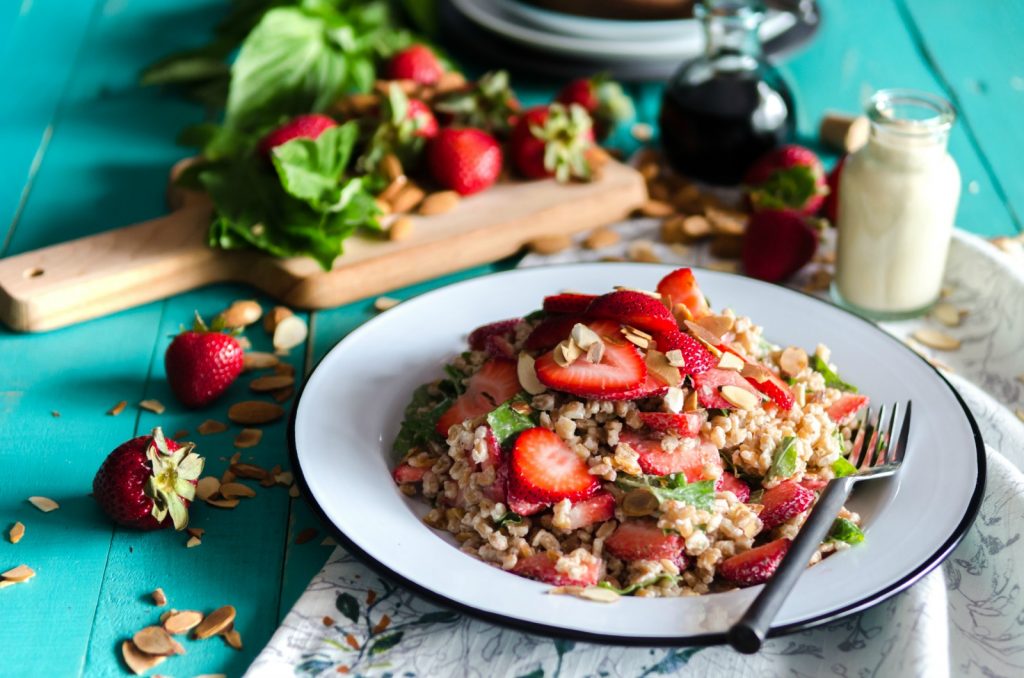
[832,89,960,319]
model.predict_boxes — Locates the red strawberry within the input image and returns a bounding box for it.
[481,429,510,504]
[719,538,791,586]
[555,75,633,141]
[586,290,678,336]
[742,209,819,283]
[524,315,586,351]
[601,372,669,401]
[542,293,597,315]
[386,44,443,85]
[258,113,337,157]
[509,427,600,503]
[691,367,761,410]
[821,155,846,223]
[827,394,869,423]
[719,347,795,410]
[619,431,721,481]
[657,268,711,321]
[392,463,427,484]
[436,359,520,435]
[604,520,683,561]
[716,472,751,502]
[468,318,522,351]
[800,477,828,492]
[565,491,616,530]
[407,99,439,139]
[92,428,203,531]
[650,328,715,375]
[426,128,503,196]
[744,145,828,216]
[638,412,704,436]
[509,104,595,181]
[512,551,601,586]
[535,331,647,399]
[507,487,547,516]
[759,480,816,530]
[164,314,244,408]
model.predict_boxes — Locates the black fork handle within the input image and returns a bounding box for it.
[727,475,857,653]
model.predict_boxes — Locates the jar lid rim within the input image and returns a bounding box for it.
[867,89,955,133]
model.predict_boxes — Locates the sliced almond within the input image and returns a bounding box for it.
[683,389,700,412]
[108,400,127,416]
[193,605,236,640]
[646,350,682,387]
[262,306,294,334]
[272,386,294,403]
[273,315,308,351]
[390,182,425,213]
[663,387,684,413]
[665,349,686,368]
[28,496,59,512]
[243,352,280,371]
[418,190,460,216]
[705,206,747,236]
[275,471,294,486]
[795,382,807,408]
[228,401,285,426]
[570,323,602,350]
[626,240,661,263]
[2,564,35,582]
[152,588,167,607]
[381,153,403,182]
[223,628,243,650]
[586,341,605,364]
[778,347,809,377]
[204,497,240,510]
[684,320,724,348]
[912,328,961,351]
[133,626,179,656]
[717,351,745,371]
[517,353,546,395]
[621,331,650,350]
[219,482,256,499]
[275,362,296,377]
[164,610,203,635]
[378,174,408,203]
[579,586,621,603]
[139,399,165,414]
[931,302,964,327]
[121,640,166,675]
[159,609,176,624]
[172,429,189,440]
[186,536,202,548]
[553,339,583,367]
[289,484,300,498]
[720,385,759,410]
[740,363,773,384]
[230,463,267,480]
[219,300,262,328]
[374,296,401,312]
[197,420,228,436]
[388,216,415,242]
[9,521,25,544]
[220,470,236,485]
[583,227,620,250]
[528,234,573,255]
[187,527,205,539]
[696,314,735,337]
[251,374,295,393]
[681,214,712,239]
[195,476,220,501]
[234,428,263,449]
[671,302,693,326]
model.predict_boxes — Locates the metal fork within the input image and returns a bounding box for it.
[727,401,913,653]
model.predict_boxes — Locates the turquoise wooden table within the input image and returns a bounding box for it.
[1,1,1020,675]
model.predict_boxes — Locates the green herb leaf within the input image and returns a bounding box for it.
[811,355,858,392]
[392,383,449,459]
[597,574,678,595]
[495,512,522,527]
[616,474,715,511]
[832,456,857,478]
[486,395,535,445]
[749,165,821,212]
[767,436,798,480]
[706,408,731,419]
[271,122,360,209]
[828,517,865,544]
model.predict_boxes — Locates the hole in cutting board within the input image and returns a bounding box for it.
[23,267,44,279]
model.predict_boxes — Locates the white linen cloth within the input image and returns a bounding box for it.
[248,227,1024,677]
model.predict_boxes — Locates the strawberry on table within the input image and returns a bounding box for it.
[258,113,337,157]
[742,209,819,283]
[827,393,869,423]
[542,293,597,315]
[165,313,244,408]
[509,103,595,182]
[534,328,647,400]
[92,427,204,531]
[512,552,601,586]
[555,75,634,140]
[436,358,520,435]
[509,427,600,503]
[759,480,816,530]
[656,267,711,320]
[619,430,722,481]
[691,367,761,410]
[604,520,683,562]
[426,128,503,196]
[586,290,678,336]
[386,44,444,85]
[744,144,829,216]
[719,538,791,586]
[565,491,616,530]
[716,472,751,502]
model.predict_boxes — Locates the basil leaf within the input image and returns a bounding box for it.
[832,456,857,478]
[828,517,865,545]
[811,355,858,392]
[443,365,468,395]
[597,574,678,595]
[706,408,731,419]
[616,475,715,512]
[767,436,798,480]
[486,396,535,445]
[271,122,360,209]
[495,512,522,527]
[393,383,449,459]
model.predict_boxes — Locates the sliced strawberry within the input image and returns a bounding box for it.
[601,372,669,401]
[484,333,516,360]
[657,268,711,320]
[651,329,715,375]
[543,293,597,315]
[827,394,869,423]
[436,359,520,435]
[691,368,761,410]
[638,412,704,437]
[524,315,585,351]
[586,291,678,335]
[715,472,751,502]
[719,346,795,410]
[481,428,508,504]
[799,477,828,492]
[507,487,547,516]
[468,318,522,351]
[719,538,791,586]
[604,520,683,561]
[512,552,601,586]
[565,491,616,530]
[759,480,815,530]
[619,431,722,481]
[510,427,600,503]
[392,463,427,485]
[535,333,646,400]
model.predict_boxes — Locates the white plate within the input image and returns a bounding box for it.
[493,0,694,41]
[290,263,984,644]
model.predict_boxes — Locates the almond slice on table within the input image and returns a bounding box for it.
[139,399,165,414]
[223,628,243,651]
[578,586,621,603]
[228,401,285,426]
[418,190,460,215]
[133,626,180,656]
[195,477,220,501]
[197,419,228,435]
[912,328,961,351]
[2,564,35,582]
[152,588,167,607]
[121,640,166,675]
[9,521,25,544]
[931,302,964,327]
[696,313,735,337]
[193,605,236,640]
[107,400,127,416]
[219,300,263,328]
[187,527,205,539]
[204,497,240,510]
[272,386,294,403]
[234,428,263,449]
[275,471,294,486]
[186,536,202,548]
[163,610,204,635]
[243,352,280,371]
[28,496,59,512]
[263,306,294,334]
[229,463,267,479]
[528,234,572,255]
[272,315,308,351]
[583,227,620,250]
[250,375,294,393]
[388,216,415,242]
[219,482,256,499]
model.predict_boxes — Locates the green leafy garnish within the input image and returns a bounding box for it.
[597,574,679,595]
[767,436,798,480]
[486,395,535,445]
[748,489,764,504]
[443,364,469,396]
[828,517,865,544]
[832,456,857,478]
[748,165,821,212]
[706,408,731,419]
[616,474,715,511]
[811,355,858,392]
[495,512,522,528]
[392,383,450,459]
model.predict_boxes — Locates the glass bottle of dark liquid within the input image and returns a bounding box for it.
[659,0,795,185]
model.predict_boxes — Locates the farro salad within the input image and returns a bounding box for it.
[392,268,870,599]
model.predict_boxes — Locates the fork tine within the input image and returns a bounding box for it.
[849,406,871,467]
[882,403,900,464]
[892,401,912,464]
[863,405,885,468]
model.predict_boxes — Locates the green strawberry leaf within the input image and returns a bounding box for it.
[749,165,822,211]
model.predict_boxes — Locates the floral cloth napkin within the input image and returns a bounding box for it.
[248,226,1024,678]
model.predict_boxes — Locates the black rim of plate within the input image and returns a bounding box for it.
[287,263,986,647]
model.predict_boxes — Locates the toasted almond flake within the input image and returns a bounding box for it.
[204,497,240,510]
[122,640,166,675]
[228,401,285,426]
[570,323,602,349]
[418,190,460,216]
[720,385,759,410]
[198,420,228,436]
[2,564,35,582]
[219,300,263,328]
[51,410,60,417]
[912,328,961,351]
[243,352,280,371]
[373,295,402,313]
[740,363,772,383]
[164,610,204,635]
[7,521,25,545]
[272,386,295,403]
[234,428,263,449]
[219,482,256,499]
[139,399,165,415]
[159,609,176,624]
[814,343,831,363]
[684,319,724,347]
[295,528,319,545]
[627,240,661,263]
[779,346,809,377]
[108,401,127,416]
[553,339,582,367]
[152,588,167,607]
[717,352,745,371]
[275,471,294,486]
[663,387,684,413]
[705,206,747,236]
[186,536,202,548]
[683,389,700,412]
[696,314,735,337]
[517,353,546,395]
[133,626,178,656]
[250,375,294,393]
[583,227,620,250]
[638,199,674,218]
[230,463,267,479]
[622,332,650,350]
[671,302,693,327]
[646,350,682,387]
[274,314,308,351]
[548,585,586,596]
[224,628,243,651]
[321,537,337,546]
[28,496,58,513]
[196,477,220,501]
[187,527,205,539]
[579,586,621,603]
[193,605,236,640]
[289,484,300,498]
[795,382,807,408]
[586,341,605,364]
[664,349,686,368]
[932,302,964,327]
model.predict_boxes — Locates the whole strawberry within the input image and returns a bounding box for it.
[742,209,819,282]
[821,155,846,224]
[510,103,595,182]
[165,313,243,408]
[555,75,634,140]
[426,128,503,196]
[93,427,204,531]
[433,70,521,137]
[386,44,443,85]
[258,114,337,157]
[406,99,439,139]
[744,145,829,216]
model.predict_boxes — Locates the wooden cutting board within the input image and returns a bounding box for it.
[0,160,646,332]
